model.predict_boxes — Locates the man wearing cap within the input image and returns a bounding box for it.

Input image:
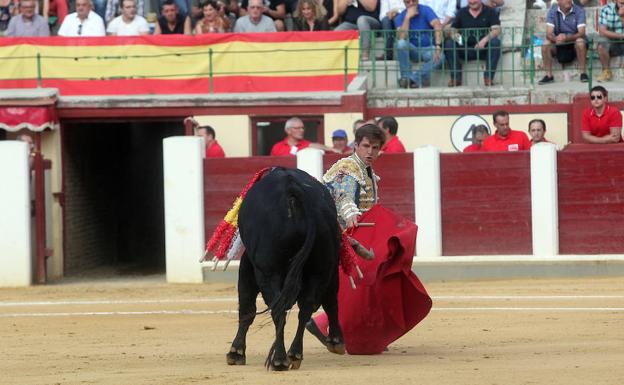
[270,117,340,156]
[331,129,353,155]
[378,116,406,153]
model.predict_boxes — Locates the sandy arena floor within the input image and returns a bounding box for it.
[1,276,623,385]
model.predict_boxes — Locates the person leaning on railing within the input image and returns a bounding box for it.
[595,0,624,83]
[444,0,501,87]
[395,0,443,88]
[239,0,286,31]
[538,0,588,85]
[106,0,149,35]
[292,0,330,31]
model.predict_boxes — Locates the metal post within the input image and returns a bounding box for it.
[36,53,42,88]
[208,48,213,94]
[343,46,349,92]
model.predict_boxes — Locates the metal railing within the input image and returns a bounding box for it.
[358,26,597,91]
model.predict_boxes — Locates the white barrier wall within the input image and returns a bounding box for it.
[297,148,324,180]
[531,143,559,256]
[0,141,32,287]
[163,137,205,283]
[414,146,442,257]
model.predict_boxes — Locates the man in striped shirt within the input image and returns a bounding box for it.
[596,0,624,82]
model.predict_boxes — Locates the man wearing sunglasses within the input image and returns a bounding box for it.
[58,0,106,36]
[581,86,622,144]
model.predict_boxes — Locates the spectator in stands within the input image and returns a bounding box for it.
[58,0,105,36]
[581,86,622,144]
[482,110,531,151]
[239,0,286,31]
[196,124,226,157]
[595,0,624,82]
[444,0,501,87]
[233,0,276,32]
[378,116,406,153]
[195,0,230,33]
[395,0,443,88]
[334,0,381,61]
[538,0,588,85]
[331,129,353,154]
[105,0,144,25]
[107,0,149,35]
[458,0,504,14]
[528,119,549,144]
[420,0,455,28]
[378,0,405,60]
[6,0,50,36]
[293,0,330,31]
[0,0,16,36]
[463,124,490,152]
[42,0,69,34]
[270,117,339,156]
[154,0,191,34]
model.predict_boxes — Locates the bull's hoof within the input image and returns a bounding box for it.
[288,352,302,370]
[326,340,346,355]
[226,347,246,365]
[270,359,290,371]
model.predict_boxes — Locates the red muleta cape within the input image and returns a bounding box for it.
[339,205,432,355]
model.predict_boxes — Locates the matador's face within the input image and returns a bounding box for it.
[354,137,381,167]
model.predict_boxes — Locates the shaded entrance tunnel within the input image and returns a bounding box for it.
[62,120,183,276]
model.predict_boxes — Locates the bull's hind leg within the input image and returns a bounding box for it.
[226,254,259,366]
[321,290,345,355]
[287,303,314,370]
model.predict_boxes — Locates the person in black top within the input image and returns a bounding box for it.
[334,0,381,60]
[293,0,330,30]
[155,0,191,34]
[444,0,501,87]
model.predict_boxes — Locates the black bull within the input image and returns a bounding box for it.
[226,167,345,370]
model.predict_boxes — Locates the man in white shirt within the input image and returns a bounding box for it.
[107,0,149,35]
[58,0,106,36]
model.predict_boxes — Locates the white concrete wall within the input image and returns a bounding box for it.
[163,137,205,283]
[531,143,559,256]
[414,146,442,257]
[0,141,32,286]
[297,148,324,180]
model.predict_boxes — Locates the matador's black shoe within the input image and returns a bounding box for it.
[305,320,327,347]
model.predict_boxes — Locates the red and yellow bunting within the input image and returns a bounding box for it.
[0,32,360,95]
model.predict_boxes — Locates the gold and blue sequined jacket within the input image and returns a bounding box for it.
[322,153,379,227]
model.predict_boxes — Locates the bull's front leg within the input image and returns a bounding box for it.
[227,255,258,366]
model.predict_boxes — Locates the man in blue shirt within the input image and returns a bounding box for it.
[395,0,443,88]
[538,0,588,84]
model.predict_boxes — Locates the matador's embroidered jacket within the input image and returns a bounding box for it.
[322,153,379,227]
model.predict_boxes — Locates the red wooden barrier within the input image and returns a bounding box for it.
[440,152,532,255]
[203,156,296,241]
[558,148,624,254]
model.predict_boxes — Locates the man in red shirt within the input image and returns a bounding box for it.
[463,124,490,152]
[270,117,338,156]
[581,86,622,144]
[482,110,531,151]
[377,116,406,153]
[196,125,226,158]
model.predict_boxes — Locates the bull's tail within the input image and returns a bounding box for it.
[269,173,317,319]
